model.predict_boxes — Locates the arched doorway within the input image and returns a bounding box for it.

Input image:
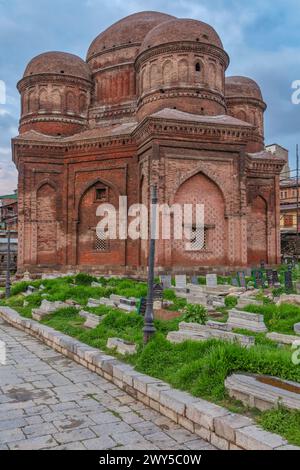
[171,172,227,266]
[247,195,268,265]
[77,181,125,266]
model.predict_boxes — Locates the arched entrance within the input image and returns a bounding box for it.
[171,172,227,266]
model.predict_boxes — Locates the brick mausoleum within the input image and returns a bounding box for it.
[12,11,285,276]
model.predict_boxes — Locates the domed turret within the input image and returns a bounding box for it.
[86,11,174,117]
[135,18,229,120]
[225,76,266,150]
[18,51,92,136]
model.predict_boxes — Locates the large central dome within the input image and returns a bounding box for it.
[87,11,175,61]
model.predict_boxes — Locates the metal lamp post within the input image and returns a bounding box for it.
[143,185,158,344]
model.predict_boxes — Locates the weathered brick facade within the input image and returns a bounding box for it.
[12,11,285,275]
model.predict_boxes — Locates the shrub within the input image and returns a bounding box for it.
[225,295,238,308]
[163,289,176,301]
[182,304,207,324]
[75,273,97,285]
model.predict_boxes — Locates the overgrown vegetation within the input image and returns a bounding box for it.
[182,304,207,324]
[1,273,300,445]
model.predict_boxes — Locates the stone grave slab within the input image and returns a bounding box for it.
[175,275,187,289]
[227,309,267,333]
[79,310,104,329]
[32,300,71,321]
[167,322,255,348]
[294,323,300,335]
[160,275,172,289]
[206,274,217,288]
[237,297,263,309]
[284,271,293,292]
[206,320,232,332]
[106,337,137,355]
[267,332,300,345]
[225,373,300,411]
[237,272,246,288]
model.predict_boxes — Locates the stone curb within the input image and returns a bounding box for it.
[1,306,299,451]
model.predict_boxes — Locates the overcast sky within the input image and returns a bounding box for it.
[0,0,300,194]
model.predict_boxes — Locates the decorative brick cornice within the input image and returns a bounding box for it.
[20,114,87,126]
[135,41,230,70]
[133,116,253,146]
[137,87,226,109]
[226,96,267,112]
[17,73,93,92]
[246,154,285,175]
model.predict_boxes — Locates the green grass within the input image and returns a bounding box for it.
[243,303,300,334]
[258,407,300,447]
[2,273,300,445]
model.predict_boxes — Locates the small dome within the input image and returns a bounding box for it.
[139,18,223,53]
[23,51,92,81]
[87,11,175,61]
[225,76,263,101]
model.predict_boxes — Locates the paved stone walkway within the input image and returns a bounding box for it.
[0,318,215,450]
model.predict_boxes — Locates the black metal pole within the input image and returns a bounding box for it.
[143,185,157,344]
[5,223,11,298]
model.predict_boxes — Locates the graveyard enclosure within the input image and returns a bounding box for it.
[12,11,285,276]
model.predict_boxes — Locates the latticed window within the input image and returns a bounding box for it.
[186,226,207,251]
[95,230,110,252]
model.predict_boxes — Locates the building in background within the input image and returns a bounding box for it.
[0,192,18,285]
[12,11,285,275]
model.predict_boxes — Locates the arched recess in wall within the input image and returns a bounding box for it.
[194,59,204,83]
[39,88,48,111]
[66,91,76,113]
[36,183,58,265]
[236,110,247,122]
[171,171,227,267]
[150,63,159,89]
[178,59,189,83]
[79,94,86,114]
[76,179,124,266]
[208,62,217,89]
[247,195,268,265]
[28,89,36,113]
[162,60,175,85]
[51,89,61,112]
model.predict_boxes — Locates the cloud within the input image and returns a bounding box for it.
[0,0,299,194]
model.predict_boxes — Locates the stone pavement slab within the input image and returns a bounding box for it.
[0,318,215,450]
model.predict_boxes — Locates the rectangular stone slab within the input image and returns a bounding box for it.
[225,373,300,411]
[227,309,267,332]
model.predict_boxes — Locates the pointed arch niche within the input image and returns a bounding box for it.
[171,172,227,266]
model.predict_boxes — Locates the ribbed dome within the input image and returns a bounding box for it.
[23,52,92,81]
[87,11,175,61]
[139,18,223,53]
[225,76,263,101]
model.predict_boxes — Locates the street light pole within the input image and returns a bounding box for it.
[5,222,11,298]
[143,185,158,344]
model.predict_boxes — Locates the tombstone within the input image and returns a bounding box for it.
[260,261,266,271]
[284,270,293,292]
[191,275,199,285]
[206,274,217,288]
[252,270,263,289]
[160,275,172,289]
[272,270,280,287]
[175,275,187,289]
[153,283,163,301]
[79,310,104,329]
[227,309,267,332]
[137,297,147,316]
[266,269,273,287]
[231,277,239,287]
[237,272,246,288]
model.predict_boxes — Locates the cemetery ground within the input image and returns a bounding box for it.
[0,270,300,448]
